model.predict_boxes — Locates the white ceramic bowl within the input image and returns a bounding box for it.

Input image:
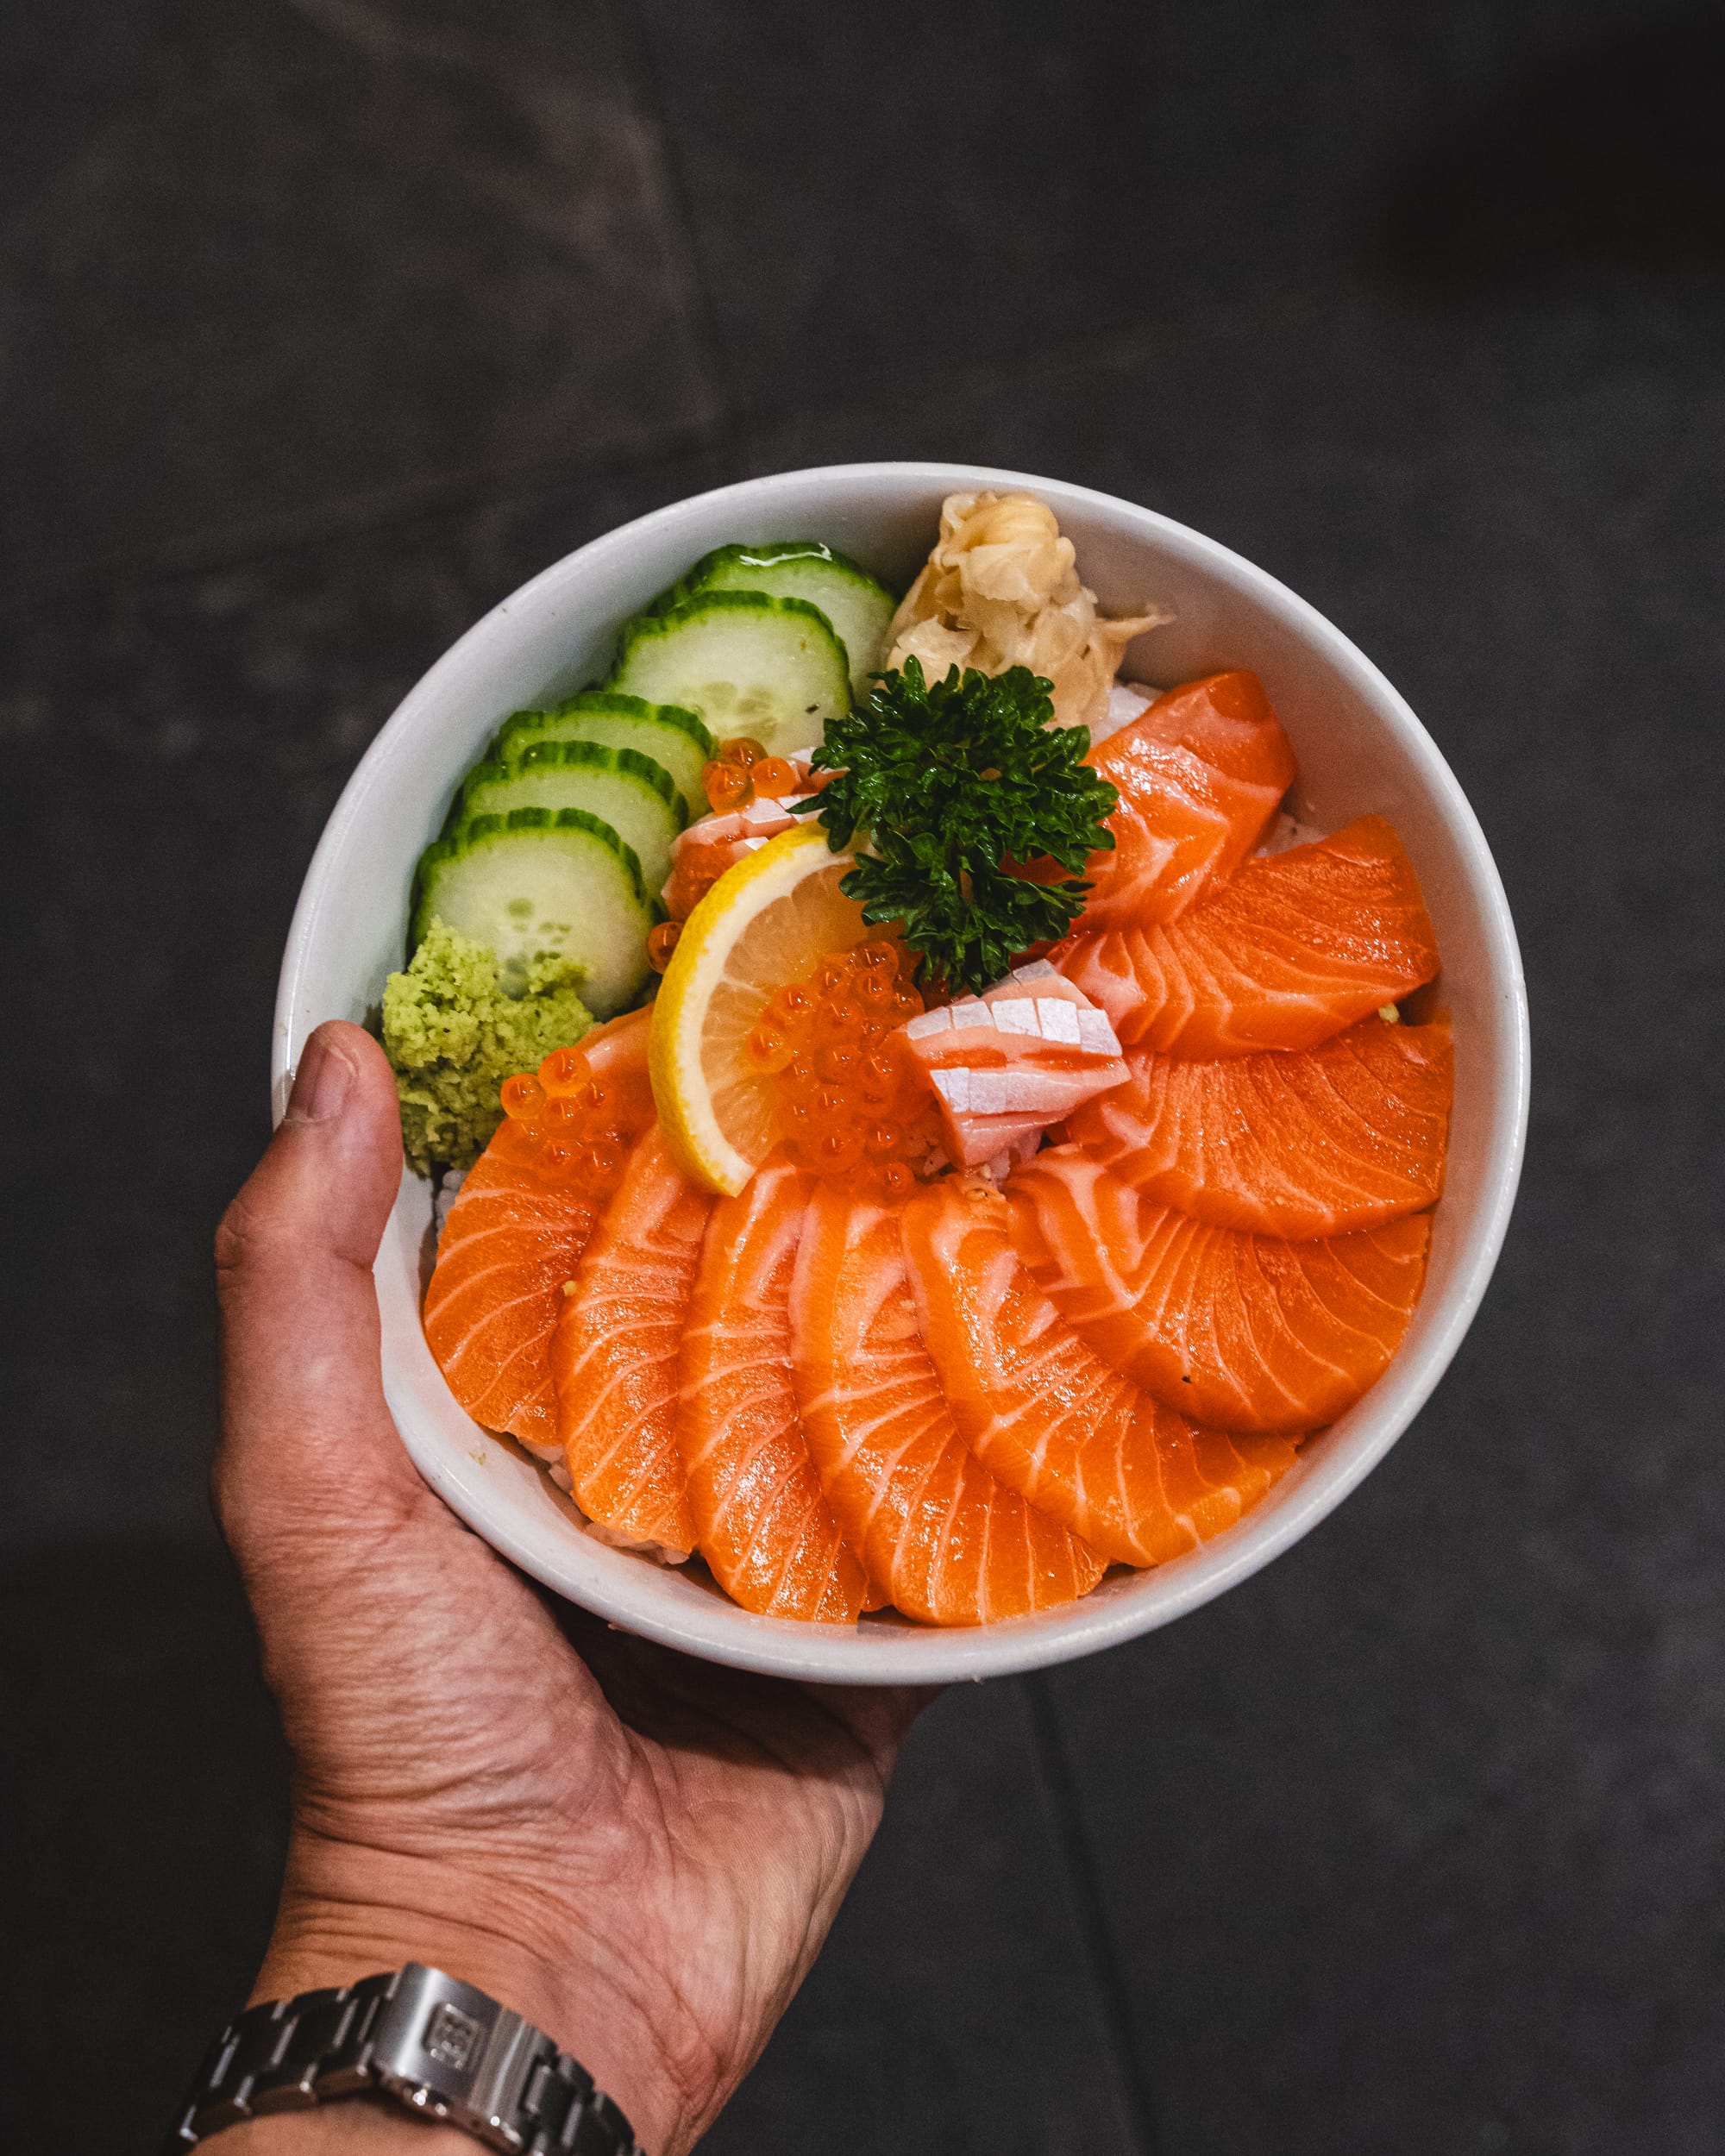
[274,461,1529,1684]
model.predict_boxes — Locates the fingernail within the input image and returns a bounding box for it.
[287,1030,354,1122]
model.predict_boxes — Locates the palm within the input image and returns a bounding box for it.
[219,1023,924,2153]
[268,1484,919,2141]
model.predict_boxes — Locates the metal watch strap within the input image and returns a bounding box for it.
[160,1964,642,2155]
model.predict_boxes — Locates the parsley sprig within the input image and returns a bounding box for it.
[791,658,1119,997]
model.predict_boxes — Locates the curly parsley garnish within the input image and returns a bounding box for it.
[792,658,1119,997]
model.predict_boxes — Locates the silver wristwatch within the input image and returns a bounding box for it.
[160,1964,643,2153]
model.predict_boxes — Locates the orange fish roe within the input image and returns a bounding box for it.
[662,836,738,921]
[701,760,753,814]
[750,754,799,799]
[646,920,682,972]
[697,735,811,818]
[491,1039,655,1200]
[700,734,770,815]
[671,743,819,921]
[743,940,944,1194]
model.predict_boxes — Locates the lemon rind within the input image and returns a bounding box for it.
[649,822,836,1194]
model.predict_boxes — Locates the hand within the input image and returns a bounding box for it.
[209,1021,927,2154]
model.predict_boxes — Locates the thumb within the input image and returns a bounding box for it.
[213,1019,425,1560]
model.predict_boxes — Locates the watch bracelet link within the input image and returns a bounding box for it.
[160,1963,643,2155]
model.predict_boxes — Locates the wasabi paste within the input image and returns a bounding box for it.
[383,918,592,1175]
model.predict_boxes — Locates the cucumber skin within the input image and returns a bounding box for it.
[490,693,714,820]
[607,591,852,742]
[555,688,715,755]
[453,742,683,902]
[460,738,687,833]
[494,691,715,765]
[652,541,892,616]
[411,807,655,1018]
[518,740,687,828]
[413,805,648,931]
[649,544,896,699]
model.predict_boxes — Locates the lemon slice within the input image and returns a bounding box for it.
[650,823,873,1193]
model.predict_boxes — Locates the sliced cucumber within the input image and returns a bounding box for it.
[411,810,652,1018]
[608,592,850,753]
[668,542,896,699]
[455,739,684,897]
[495,692,713,821]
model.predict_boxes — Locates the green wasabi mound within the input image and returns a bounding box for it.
[382,917,593,1176]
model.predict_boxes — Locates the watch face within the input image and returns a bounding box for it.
[167,1966,636,2154]
[422,2002,485,2073]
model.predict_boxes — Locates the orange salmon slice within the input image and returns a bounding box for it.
[1054,815,1440,1056]
[1077,670,1297,931]
[791,1181,1107,1625]
[1066,1017,1453,1238]
[551,1124,712,1555]
[899,1180,1298,1567]
[422,1008,652,1446]
[1007,1148,1431,1432]
[678,1156,875,1620]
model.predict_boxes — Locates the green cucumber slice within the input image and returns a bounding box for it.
[455,739,684,896]
[607,592,850,753]
[495,692,713,821]
[671,542,896,699]
[411,810,652,1018]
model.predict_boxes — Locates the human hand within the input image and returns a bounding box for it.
[208,1021,927,2154]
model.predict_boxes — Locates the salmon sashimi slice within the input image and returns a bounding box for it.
[899,1180,1295,1567]
[901,962,1128,1169]
[678,1156,875,1620]
[551,1125,713,1555]
[1076,671,1298,930]
[1145,1419,1302,1542]
[1007,1147,1432,1432]
[790,1181,1107,1625]
[1053,814,1441,1056]
[422,1008,653,1446]
[1065,1017,1454,1238]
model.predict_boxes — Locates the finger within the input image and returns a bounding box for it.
[213,1019,423,1547]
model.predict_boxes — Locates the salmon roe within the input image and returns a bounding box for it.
[697,735,812,820]
[700,734,769,815]
[667,740,831,924]
[662,838,737,923]
[744,940,942,1194]
[750,754,799,798]
[493,1042,652,1199]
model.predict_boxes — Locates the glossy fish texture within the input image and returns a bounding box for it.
[1076,670,1297,930]
[1054,815,1441,1056]
[791,1181,1107,1625]
[421,1009,652,1445]
[1007,1147,1431,1432]
[551,1124,712,1554]
[1065,1017,1453,1238]
[678,1156,875,1620]
[900,1178,1298,1566]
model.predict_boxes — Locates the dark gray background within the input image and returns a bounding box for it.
[3,3,1722,2152]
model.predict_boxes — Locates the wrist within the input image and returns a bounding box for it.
[210,2101,473,2152]
[252,1830,693,2153]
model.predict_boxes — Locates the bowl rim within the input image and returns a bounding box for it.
[274,459,1531,1683]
